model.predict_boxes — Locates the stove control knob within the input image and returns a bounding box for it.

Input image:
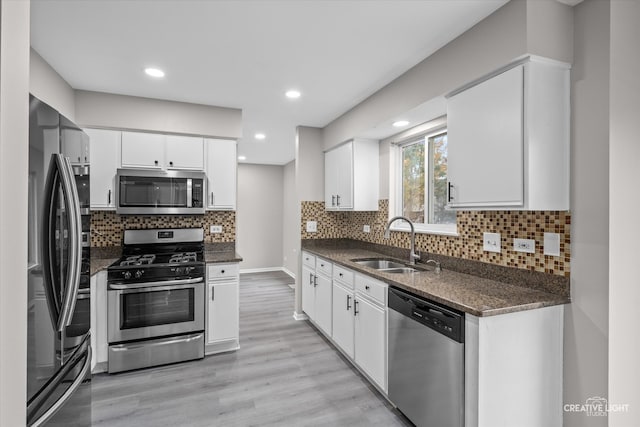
[185,266,194,274]
[122,271,132,280]
[175,267,184,275]
[135,270,144,279]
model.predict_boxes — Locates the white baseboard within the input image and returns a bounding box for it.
[240,266,296,281]
[281,266,296,280]
[293,311,308,321]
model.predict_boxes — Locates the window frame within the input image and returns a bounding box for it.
[389,122,458,236]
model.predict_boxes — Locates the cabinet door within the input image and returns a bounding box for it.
[87,129,120,209]
[314,273,332,335]
[121,131,165,169]
[207,281,239,343]
[335,142,353,209]
[205,139,237,210]
[355,296,386,390]
[61,128,89,165]
[166,135,204,170]
[324,148,339,210]
[447,65,524,207]
[332,283,354,358]
[301,266,315,319]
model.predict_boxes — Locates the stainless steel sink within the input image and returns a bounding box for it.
[380,267,419,274]
[351,258,426,274]
[352,258,406,270]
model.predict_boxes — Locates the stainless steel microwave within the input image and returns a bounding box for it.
[116,169,206,215]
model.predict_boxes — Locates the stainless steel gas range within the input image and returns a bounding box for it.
[107,228,206,373]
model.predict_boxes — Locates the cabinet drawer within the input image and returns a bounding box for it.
[355,274,387,305]
[333,265,354,288]
[315,257,332,277]
[302,252,316,269]
[207,263,239,280]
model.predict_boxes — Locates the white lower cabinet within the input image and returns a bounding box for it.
[90,271,108,373]
[301,265,316,320]
[324,259,388,392]
[206,263,239,355]
[354,294,386,391]
[314,272,332,335]
[332,282,355,358]
[301,258,333,336]
[465,305,564,427]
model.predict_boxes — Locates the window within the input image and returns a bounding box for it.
[391,124,456,235]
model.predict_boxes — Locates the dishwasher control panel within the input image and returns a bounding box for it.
[388,287,464,343]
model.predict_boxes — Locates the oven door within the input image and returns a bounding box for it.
[107,278,204,343]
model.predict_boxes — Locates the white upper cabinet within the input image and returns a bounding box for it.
[121,131,204,171]
[165,135,204,170]
[61,128,90,165]
[325,138,379,211]
[446,57,570,210]
[121,131,166,169]
[205,138,237,210]
[86,128,120,209]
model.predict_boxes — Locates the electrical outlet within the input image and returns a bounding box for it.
[513,238,535,253]
[210,225,222,234]
[306,221,317,233]
[363,225,371,233]
[544,232,561,256]
[483,232,501,253]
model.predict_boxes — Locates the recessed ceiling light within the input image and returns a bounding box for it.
[144,68,165,78]
[254,133,266,140]
[393,120,409,127]
[285,90,301,99]
[238,155,246,161]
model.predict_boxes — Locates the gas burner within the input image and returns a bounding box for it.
[120,254,156,266]
[169,252,197,263]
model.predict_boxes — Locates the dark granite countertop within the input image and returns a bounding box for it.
[90,243,242,276]
[302,241,569,317]
[204,243,243,264]
[90,246,121,276]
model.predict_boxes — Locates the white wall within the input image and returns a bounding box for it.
[293,126,325,316]
[29,48,75,121]
[282,160,298,276]
[609,1,640,425]
[74,90,242,139]
[236,164,284,271]
[565,1,609,426]
[0,1,30,425]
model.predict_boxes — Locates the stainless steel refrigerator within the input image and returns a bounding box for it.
[27,95,91,426]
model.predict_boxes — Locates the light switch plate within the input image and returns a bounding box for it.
[483,232,501,253]
[544,232,561,256]
[363,225,371,233]
[513,238,535,253]
[210,225,222,234]
[306,221,317,233]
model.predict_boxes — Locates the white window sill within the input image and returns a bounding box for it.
[389,223,459,237]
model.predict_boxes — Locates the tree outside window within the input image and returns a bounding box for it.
[400,130,455,227]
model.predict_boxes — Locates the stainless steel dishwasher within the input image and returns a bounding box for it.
[388,287,465,427]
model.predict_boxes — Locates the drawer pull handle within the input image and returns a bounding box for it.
[365,285,370,290]
[221,270,225,274]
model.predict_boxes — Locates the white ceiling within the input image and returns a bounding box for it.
[31,0,507,165]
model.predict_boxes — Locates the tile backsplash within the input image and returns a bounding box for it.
[91,210,236,246]
[301,200,570,277]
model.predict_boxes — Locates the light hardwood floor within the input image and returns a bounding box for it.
[89,271,411,426]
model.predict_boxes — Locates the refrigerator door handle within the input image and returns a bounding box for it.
[41,154,64,329]
[41,154,83,332]
[27,335,91,427]
[58,156,82,330]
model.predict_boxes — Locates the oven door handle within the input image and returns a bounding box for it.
[108,277,204,290]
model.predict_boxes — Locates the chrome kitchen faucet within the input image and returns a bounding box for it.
[384,216,420,265]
